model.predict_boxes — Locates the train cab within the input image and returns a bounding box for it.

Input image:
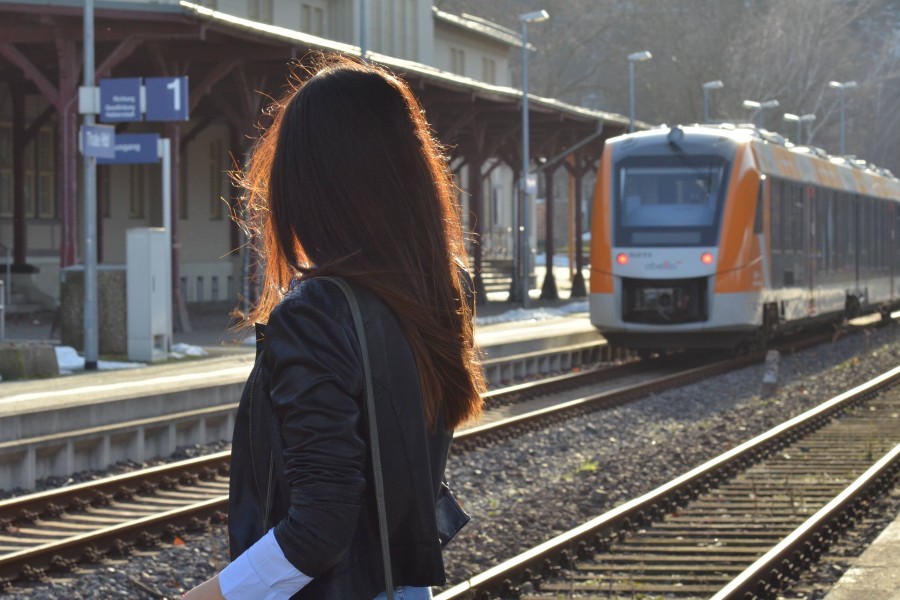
[589,124,900,352]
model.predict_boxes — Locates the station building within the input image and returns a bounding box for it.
[0,0,629,321]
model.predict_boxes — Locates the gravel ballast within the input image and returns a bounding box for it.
[6,325,900,599]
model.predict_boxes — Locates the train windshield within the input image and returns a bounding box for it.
[614,154,729,247]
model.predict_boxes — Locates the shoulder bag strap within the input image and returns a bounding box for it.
[319,277,395,600]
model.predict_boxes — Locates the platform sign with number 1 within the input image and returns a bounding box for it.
[145,76,189,121]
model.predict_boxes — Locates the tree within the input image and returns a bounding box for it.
[437,0,900,173]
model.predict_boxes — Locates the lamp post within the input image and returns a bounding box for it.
[828,80,857,155]
[517,9,549,306]
[627,51,652,133]
[702,80,723,123]
[784,113,816,144]
[742,98,779,128]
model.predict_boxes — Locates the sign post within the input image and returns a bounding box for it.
[82,0,99,370]
[78,72,188,362]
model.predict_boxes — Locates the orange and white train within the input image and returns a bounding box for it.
[589,124,900,353]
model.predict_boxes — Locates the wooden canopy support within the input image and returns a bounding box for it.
[562,151,599,298]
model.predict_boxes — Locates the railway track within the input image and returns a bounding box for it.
[0,347,743,589]
[433,366,900,600]
[0,325,863,590]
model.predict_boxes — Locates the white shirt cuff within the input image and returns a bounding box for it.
[219,529,312,600]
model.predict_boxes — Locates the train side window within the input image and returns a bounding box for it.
[792,183,804,253]
[895,205,900,269]
[754,180,764,234]
[770,179,783,252]
[781,181,794,252]
[780,181,792,252]
[861,196,872,271]
[820,189,832,273]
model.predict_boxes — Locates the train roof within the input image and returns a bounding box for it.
[610,124,900,201]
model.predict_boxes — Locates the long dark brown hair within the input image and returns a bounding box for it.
[238,54,484,429]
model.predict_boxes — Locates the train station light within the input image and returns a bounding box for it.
[828,80,857,155]
[742,99,779,128]
[627,51,652,133]
[702,80,723,123]
[516,8,549,307]
[784,112,816,145]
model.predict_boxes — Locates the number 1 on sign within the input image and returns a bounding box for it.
[167,78,181,111]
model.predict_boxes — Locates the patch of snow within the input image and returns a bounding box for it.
[475,301,588,326]
[171,343,209,357]
[54,346,144,375]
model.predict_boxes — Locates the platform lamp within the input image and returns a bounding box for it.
[628,51,652,133]
[784,113,816,145]
[702,80,723,123]
[516,9,549,307]
[828,80,857,155]
[742,99,779,128]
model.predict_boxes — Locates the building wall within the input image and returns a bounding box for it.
[433,23,510,85]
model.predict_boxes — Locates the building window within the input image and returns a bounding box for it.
[408,0,418,59]
[23,132,35,217]
[99,166,111,218]
[249,0,273,23]
[130,164,145,219]
[0,124,11,217]
[301,4,311,31]
[180,153,189,219]
[210,139,224,220]
[385,0,395,54]
[482,58,496,85]
[35,128,56,218]
[372,0,382,51]
[450,47,465,76]
[313,7,325,36]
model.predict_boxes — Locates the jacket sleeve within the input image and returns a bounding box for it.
[263,291,367,579]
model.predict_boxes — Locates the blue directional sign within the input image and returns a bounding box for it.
[99,78,142,122]
[80,124,117,159]
[145,76,189,122]
[97,133,160,165]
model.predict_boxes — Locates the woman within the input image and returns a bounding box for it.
[184,55,485,599]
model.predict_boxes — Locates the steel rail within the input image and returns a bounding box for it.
[0,326,865,589]
[0,495,229,582]
[712,442,900,599]
[0,359,675,587]
[433,365,900,599]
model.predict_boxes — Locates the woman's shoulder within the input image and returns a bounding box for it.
[272,277,352,324]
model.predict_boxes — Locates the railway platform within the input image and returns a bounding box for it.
[822,513,900,600]
[0,271,600,490]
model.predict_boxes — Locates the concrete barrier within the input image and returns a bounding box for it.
[0,342,59,380]
[59,266,127,355]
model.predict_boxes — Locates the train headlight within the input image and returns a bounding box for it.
[701,252,714,265]
[616,253,629,265]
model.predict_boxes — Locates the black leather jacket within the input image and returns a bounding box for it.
[228,278,453,599]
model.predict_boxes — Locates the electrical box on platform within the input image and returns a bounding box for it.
[127,228,171,362]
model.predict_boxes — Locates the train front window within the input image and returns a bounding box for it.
[614,155,729,247]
